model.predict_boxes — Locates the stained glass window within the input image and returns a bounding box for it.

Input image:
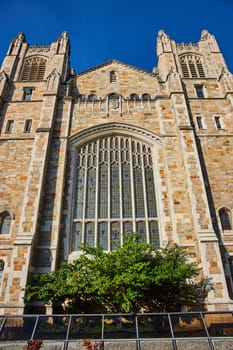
[72,135,159,251]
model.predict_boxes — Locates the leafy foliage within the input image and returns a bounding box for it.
[24,233,207,313]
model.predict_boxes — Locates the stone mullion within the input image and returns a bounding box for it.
[94,140,100,246]
[82,145,88,245]
[107,138,111,250]
[118,137,123,244]
[129,138,136,232]
[140,146,149,242]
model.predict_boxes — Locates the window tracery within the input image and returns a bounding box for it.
[20,56,47,81]
[180,54,205,78]
[72,135,159,251]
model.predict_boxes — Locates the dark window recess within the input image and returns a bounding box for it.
[5,120,14,133]
[0,260,4,271]
[77,94,85,101]
[215,116,222,129]
[24,119,32,132]
[130,93,139,101]
[195,85,205,98]
[88,94,97,101]
[229,257,233,280]
[23,87,34,101]
[142,94,151,101]
[0,212,12,234]
[219,208,232,230]
[196,116,203,129]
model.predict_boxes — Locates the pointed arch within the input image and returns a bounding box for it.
[68,123,162,254]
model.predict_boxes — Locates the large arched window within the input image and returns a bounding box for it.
[72,135,159,251]
[180,54,205,78]
[20,56,47,81]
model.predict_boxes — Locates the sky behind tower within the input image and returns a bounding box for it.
[1,0,233,73]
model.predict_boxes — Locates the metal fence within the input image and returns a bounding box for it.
[0,311,233,349]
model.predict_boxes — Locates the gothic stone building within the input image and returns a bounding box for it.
[0,30,233,314]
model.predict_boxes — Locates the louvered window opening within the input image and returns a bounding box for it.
[110,71,117,83]
[21,57,46,81]
[180,55,205,78]
[72,136,159,251]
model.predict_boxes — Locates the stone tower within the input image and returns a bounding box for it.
[0,30,233,314]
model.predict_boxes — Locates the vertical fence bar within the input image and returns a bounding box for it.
[30,315,39,340]
[101,314,105,349]
[167,313,177,350]
[135,314,141,350]
[63,314,72,350]
[200,312,216,350]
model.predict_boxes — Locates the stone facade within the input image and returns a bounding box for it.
[0,30,233,314]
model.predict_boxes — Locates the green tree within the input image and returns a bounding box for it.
[24,233,208,313]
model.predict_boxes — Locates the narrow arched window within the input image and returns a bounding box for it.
[110,71,117,83]
[88,94,97,101]
[130,93,139,101]
[20,56,47,81]
[77,94,86,101]
[219,208,232,231]
[142,93,151,101]
[0,212,12,234]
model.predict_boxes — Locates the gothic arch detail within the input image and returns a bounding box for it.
[20,56,47,81]
[68,123,162,255]
[70,122,161,147]
[179,54,205,78]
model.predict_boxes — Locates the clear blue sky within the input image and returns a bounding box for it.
[1,0,233,73]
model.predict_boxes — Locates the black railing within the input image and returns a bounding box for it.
[0,311,232,349]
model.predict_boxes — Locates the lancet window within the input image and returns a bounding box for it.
[219,208,232,231]
[0,211,12,235]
